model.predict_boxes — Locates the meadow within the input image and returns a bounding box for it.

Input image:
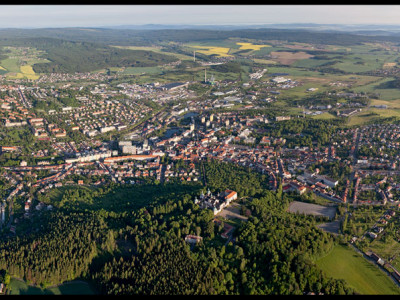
[8,278,96,295]
[316,244,400,295]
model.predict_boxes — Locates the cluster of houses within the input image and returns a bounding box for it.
[37,72,114,83]
[50,96,151,138]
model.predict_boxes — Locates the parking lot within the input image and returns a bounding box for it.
[288,201,337,220]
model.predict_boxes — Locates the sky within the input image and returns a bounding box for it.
[1,5,400,28]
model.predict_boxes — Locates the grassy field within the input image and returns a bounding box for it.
[316,244,400,295]
[370,98,400,109]
[352,77,400,101]
[346,111,380,127]
[263,66,326,77]
[121,66,163,75]
[1,58,20,73]
[332,54,385,73]
[292,58,332,68]
[112,45,194,61]
[8,278,96,295]
[345,106,400,126]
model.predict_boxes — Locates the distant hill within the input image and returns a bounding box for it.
[1,26,400,73]
[0,27,400,47]
[0,37,178,73]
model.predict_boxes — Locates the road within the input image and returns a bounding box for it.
[17,87,30,109]
[352,128,361,165]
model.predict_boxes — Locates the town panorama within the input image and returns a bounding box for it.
[1,24,400,295]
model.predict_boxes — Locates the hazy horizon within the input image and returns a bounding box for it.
[1,5,400,29]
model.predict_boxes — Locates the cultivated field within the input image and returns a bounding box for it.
[269,51,314,65]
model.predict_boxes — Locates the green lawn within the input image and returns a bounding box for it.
[316,244,400,295]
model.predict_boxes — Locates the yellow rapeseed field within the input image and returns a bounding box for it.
[19,65,40,80]
[236,42,271,51]
[20,65,36,74]
[189,45,232,57]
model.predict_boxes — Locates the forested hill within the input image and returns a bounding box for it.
[0,27,400,46]
[0,37,178,73]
